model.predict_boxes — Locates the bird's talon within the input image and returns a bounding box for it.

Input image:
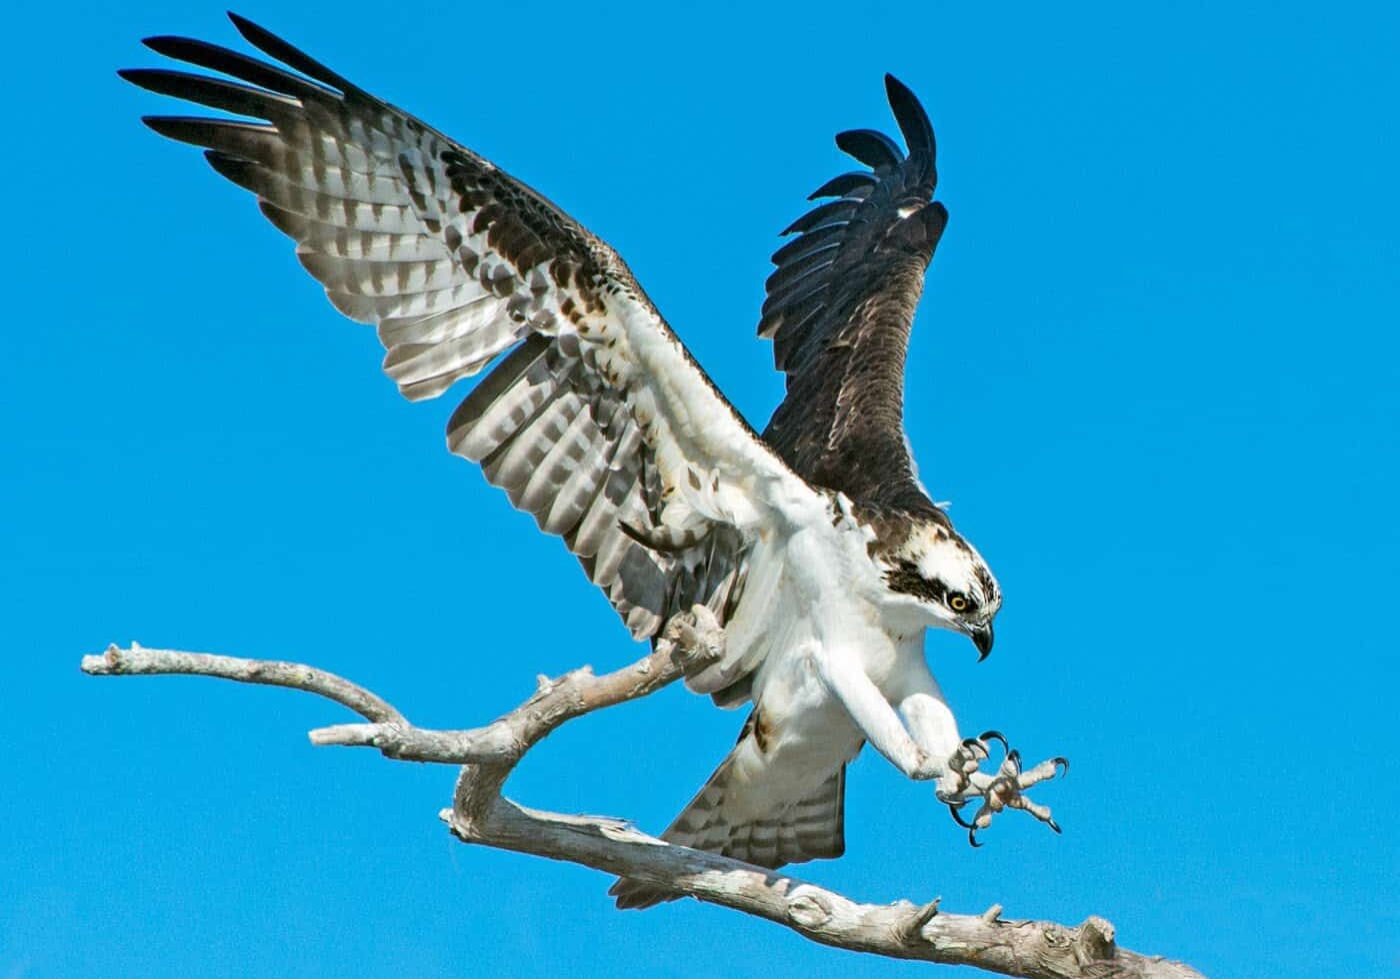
[938,732,1065,842]
[961,737,988,761]
[664,604,727,675]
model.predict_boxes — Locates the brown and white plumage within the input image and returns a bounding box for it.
[125,15,1010,913]
[611,708,854,909]
[122,15,780,641]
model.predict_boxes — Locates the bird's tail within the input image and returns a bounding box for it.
[609,715,847,910]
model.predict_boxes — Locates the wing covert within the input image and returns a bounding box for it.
[125,14,809,640]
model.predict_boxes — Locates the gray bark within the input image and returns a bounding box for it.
[82,639,1205,979]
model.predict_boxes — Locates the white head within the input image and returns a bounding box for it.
[874,519,1002,658]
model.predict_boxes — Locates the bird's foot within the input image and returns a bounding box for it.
[661,604,726,675]
[936,731,1067,846]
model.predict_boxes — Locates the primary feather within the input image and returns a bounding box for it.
[123,14,799,641]
[762,75,950,518]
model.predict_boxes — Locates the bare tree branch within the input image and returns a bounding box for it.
[80,643,405,723]
[81,638,1205,979]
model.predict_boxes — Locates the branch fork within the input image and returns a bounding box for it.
[81,617,1204,979]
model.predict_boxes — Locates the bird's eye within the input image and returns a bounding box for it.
[948,593,969,612]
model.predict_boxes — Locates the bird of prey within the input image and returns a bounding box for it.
[123,14,1065,910]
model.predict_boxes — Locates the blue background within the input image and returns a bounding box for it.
[3,3,1396,977]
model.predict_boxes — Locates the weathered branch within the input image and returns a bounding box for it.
[81,639,1205,979]
[80,643,406,724]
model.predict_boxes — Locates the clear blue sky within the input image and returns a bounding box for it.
[3,2,1396,977]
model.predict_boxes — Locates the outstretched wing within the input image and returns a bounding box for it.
[123,14,814,640]
[759,76,949,517]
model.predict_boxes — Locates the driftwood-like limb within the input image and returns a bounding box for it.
[443,800,1201,977]
[81,632,1206,979]
[81,642,405,723]
[306,650,689,765]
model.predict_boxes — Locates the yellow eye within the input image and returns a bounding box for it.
[949,594,968,612]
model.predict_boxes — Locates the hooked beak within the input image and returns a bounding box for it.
[969,622,994,661]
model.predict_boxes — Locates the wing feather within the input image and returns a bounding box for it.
[834,128,903,170]
[806,170,878,201]
[127,15,809,640]
[759,75,950,515]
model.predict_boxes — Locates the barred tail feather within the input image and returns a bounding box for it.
[609,733,846,910]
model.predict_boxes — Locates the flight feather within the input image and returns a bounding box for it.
[123,14,816,640]
[761,75,949,518]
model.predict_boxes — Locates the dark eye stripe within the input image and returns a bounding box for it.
[884,559,944,604]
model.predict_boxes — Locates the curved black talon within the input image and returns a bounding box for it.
[961,737,989,760]
[1006,748,1021,773]
[978,730,1008,753]
[968,827,983,848]
[1053,757,1069,777]
[947,802,976,829]
[1047,817,1062,834]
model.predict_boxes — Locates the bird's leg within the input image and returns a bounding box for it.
[661,604,727,677]
[812,645,943,780]
[937,733,1068,846]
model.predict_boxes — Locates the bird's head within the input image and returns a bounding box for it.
[875,519,1002,659]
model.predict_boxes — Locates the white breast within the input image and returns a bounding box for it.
[686,497,918,713]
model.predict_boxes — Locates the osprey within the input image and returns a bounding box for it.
[123,14,1064,909]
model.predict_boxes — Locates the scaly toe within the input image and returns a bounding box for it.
[961,737,989,762]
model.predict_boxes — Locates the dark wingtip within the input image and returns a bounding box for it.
[117,67,185,96]
[225,10,273,47]
[120,68,174,101]
[139,114,180,137]
[883,72,935,159]
[835,128,903,170]
[806,171,877,201]
[884,72,911,100]
[226,10,358,93]
[226,10,260,36]
[141,34,185,55]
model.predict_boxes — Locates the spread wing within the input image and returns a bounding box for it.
[759,76,950,517]
[123,14,814,640]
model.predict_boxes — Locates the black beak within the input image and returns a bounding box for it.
[970,623,994,661]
